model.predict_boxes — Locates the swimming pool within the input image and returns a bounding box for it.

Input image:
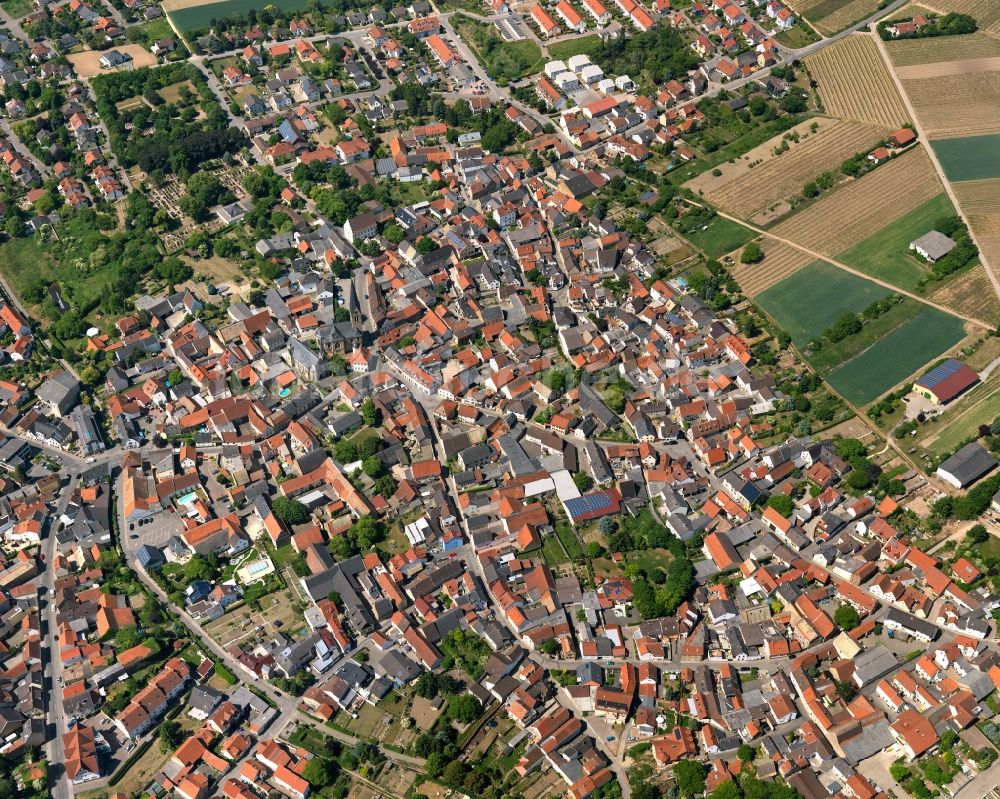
[279,388,291,397]
[246,560,270,575]
[177,492,198,506]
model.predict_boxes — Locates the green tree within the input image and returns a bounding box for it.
[114,625,141,648]
[302,757,338,788]
[271,496,310,526]
[539,639,559,656]
[737,743,756,762]
[673,760,706,795]
[361,396,378,426]
[158,720,182,752]
[183,554,214,582]
[740,241,764,264]
[334,439,358,463]
[447,694,482,724]
[834,604,860,631]
[362,456,383,478]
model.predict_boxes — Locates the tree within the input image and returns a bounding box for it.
[159,720,182,752]
[573,472,593,492]
[834,604,860,631]
[271,496,310,526]
[183,554,214,582]
[835,680,857,701]
[302,757,337,788]
[673,760,706,795]
[544,368,566,392]
[740,242,764,264]
[967,524,989,545]
[585,541,605,559]
[766,494,793,517]
[168,368,184,386]
[334,439,358,463]
[360,396,378,427]
[362,456,383,478]
[736,743,756,762]
[539,639,559,656]
[442,760,467,786]
[114,625,141,648]
[448,694,482,724]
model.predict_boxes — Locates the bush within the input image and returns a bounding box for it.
[740,241,764,264]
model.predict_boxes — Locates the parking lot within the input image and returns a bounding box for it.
[124,508,185,554]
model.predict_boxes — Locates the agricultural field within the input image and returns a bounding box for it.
[755,260,892,346]
[903,72,1000,138]
[887,32,1000,66]
[806,34,909,127]
[825,307,967,404]
[929,263,1000,323]
[681,215,757,259]
[790,0,880,33]
[163,0,312,33]
[896,55,1000,79]
[772,148,942,256]
[835,193,955,290]
[729,239,814,296]
[932,135,1000,181]
[808,297,925,374]
[686,120,885,221]
[954,178,1000,214]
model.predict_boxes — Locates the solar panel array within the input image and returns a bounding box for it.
[566,492,614,517]
[918,359,961,389]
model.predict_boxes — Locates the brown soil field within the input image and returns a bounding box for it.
[903,71,1000,138]
[729,239,813,296]
[67,44,158,78]
[772,148,942,255]
[929,265,1000,323]
[807,34,910,127]
[896,54,1000,79]
[888,32,1000,66]
[954,179,1000,216]
[687,120,885,220]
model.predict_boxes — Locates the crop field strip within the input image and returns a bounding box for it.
[825,307,967,405]
[903,72,1000,138]
[755,260,893,346]
[954,179,1000,214]
[896,54,1000,79]
[929,262,1000,323]
[887,32,1000,66]
[789,0,880,33]
[932,135,1000,181]
[729,239,814,296]
[771,147,942,256]
[806,35,910,127]
[697,121,886,219]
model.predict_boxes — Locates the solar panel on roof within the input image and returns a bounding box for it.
[918,359,961,389]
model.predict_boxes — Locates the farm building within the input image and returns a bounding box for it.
[936,443,998,489]
[913,359,979,405]
[910,230,956,262]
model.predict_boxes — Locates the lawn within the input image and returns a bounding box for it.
[548,35,603,62]
[682,216,756,259]
[127,17,175,47]
[453,14,543,83]
[835,193,954,291]
[825,307,966,405]
[555,520,584,560]
[1,0,32,18]
[756,260,891,345]
[775,25,821,48]
[932,135,1000,182]
[541,535,569,566]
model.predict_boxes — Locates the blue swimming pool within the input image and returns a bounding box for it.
[279,388,291,397]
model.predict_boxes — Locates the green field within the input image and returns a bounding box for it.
[756,260,891,345]
[167,0,312,33]
[825,307,966,404]
[808,297,922,374]
[683,217,756,259]
[548,35,603,61]
[932,135,1000,182]
[453,14,543,83]
[836,193,954,291]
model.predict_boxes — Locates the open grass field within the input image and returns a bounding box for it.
[806,34,910,127]
[904,72,1000,138]
[163,0,312,32]
[730,238,814,295]
[1,0,32,18]
[808,297,923,373]
[687,120,885,220]
[756,260,892,345]
[825,307,967,404]
[835,193,954,290]
[547,35,602,61]
[772,147,942,256]
[932,135,1000,181]
[681,215,756,258]
[929,263,1000,323]
[454,14,543,82]
[887,32,1000,66]
[67,44,159,78]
